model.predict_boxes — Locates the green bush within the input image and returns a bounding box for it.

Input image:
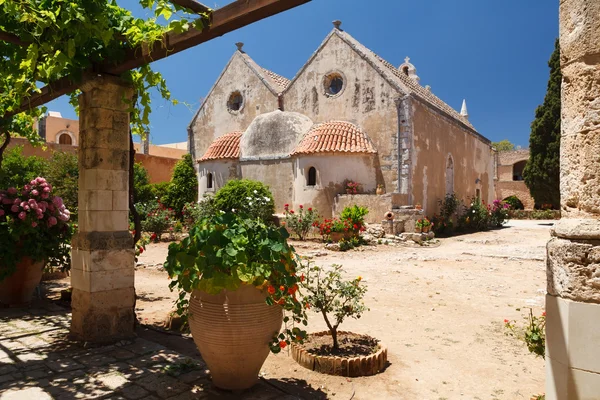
[139,200,175,239]
[213,179,275,222]
[162,154,198,216]
[182,195,217,229]
[45,151,79,219]
[531,209,556,220]
[133,162,154,204]
[458,197,490,231]
[340,205,369,231]
[503,195,525,210]
[0,146,48,190]
[150,181,170,201]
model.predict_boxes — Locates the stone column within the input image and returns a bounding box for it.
[546,1,600,398]
[70,75,136,343]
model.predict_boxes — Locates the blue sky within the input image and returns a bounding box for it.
[46,0,558,148]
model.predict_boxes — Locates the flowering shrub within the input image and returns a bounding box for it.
[504,309,546,358]
[213,179,275,223]
[459,197,490,231]
[283,204,319,240]
[340,205,368,233]
[415,217,432,230]
[164,212,307,353]
[318,218,350,237]
[0,177,73,281]
[138,200,175,239]
[182,195,217,230]
[489,199,510,227]
[344,180,360,194]
[300,263,369,351]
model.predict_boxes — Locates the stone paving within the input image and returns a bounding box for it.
[0,303,296,400]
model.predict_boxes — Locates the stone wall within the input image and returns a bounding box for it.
[495,149,534,208]
[496,181,535,210]
[333,194,394,224]
[410,99,495,216]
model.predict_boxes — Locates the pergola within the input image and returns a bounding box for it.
[1,0,310,342]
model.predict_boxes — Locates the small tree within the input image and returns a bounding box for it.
[46,151,79,219]
[213,179,275,223]
[133,162,154,204]
[301,263,368,351]
[0,146,48,190]
[163,154,198,216]
[492,140,516,152]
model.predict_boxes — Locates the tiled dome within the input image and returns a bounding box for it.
[198,131,243,162]
[291,121,377,155]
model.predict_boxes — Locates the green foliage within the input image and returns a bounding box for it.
[492,139,516,152]
[458,197,490,231]
[415,217,432,230]
[531,209,558,220]
[138,200,175,239]
[150,181,170,201]
[489,200,510,227]
[503,195,524,210]
[283,204,319,240]
[432,193,460,235]
[0,177,73,281]
[0,1,209,145]
[45,151,78,219]
[340,205,369,228]
[337,236,363,251]
[133,162,154,204]
[300,263,368,350]
[162,154,198,216]
[523,39,561,208]
[213,179,275,223]
[164,212,307,353]
[182,195,217,230]
[505,309,546,359]
[0,147,48,190]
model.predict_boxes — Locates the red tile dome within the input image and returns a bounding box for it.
[291,121,377,155]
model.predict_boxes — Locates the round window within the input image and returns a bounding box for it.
[227,91,244,113]
[324,73,344,97]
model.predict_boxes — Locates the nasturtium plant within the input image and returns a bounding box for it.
[164,212,308,353]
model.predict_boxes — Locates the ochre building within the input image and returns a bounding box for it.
[189,22,496,217]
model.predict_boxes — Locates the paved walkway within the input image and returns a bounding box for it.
[0,303,296,400]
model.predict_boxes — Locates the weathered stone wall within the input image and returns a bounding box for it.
[410,99,495,216]
[240,159,294,213]
[546,1,600,397]
[283,33,399,192]
[293,154,377,218]
[332,194,393,224]
[496,181,535,210]
[189,52,279,162]
[197,160,239,198]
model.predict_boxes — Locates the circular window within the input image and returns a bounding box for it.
[227,91,244,113]
[324,72,344,97]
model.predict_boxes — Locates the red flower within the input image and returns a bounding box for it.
[279,341,287,349]
[138,247,144,254]
[279,285,285,292]
[277,298,285,305]
[299,205,303,209]
[504,319,509,324]
[267,285,275,295]
[150,233,157,241]
[353,224,358,230]
[300,274,305,282]
[284,204,289,209]
[290,210,294,214]
[308,208,312,211]
[542,312,546,317]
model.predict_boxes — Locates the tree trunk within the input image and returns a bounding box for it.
[331,327,339,351]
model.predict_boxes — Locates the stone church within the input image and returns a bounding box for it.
[188,22,495,219]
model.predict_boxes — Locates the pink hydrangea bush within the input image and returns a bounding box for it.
[0,177,73,281]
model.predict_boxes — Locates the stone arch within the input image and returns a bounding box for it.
[512,160,526,181]
[57,131,76,145]
[207,172,213,189]
[445,154,454,195]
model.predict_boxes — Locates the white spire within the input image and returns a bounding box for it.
[460,99,469,119]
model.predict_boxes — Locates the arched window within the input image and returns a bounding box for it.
[307,167,317,186]
[58,133,73,145]
[445,155,454,194]
[513,160,527,181]
[207,173,213,189]
[402,66,409,76]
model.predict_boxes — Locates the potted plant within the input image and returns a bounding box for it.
[0,177,73,305]
[318,218,352,242]
[344,180,360,195]
[340,205,368,238]
[164,212,307,391]
[291,263,387,376]
[415,218,427,233]
[376,184,385,195]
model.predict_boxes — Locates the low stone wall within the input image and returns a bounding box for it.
[496,180,535,210]
[333,194,394,224]
[381,207,424,234]
[508,209,561,220]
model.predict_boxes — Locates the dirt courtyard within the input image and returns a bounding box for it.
[53,220,550,399]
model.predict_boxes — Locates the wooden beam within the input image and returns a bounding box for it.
[0,30,28,46]
[169,0,211,14]
[105,0,310,75]
[7,0,310,117]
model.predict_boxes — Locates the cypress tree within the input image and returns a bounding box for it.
[523,39,561,208]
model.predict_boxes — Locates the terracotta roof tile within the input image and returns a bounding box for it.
[291,121,377,155]
[261,68,290,92]
[198,131,243,162]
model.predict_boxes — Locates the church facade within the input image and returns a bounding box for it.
[188,22,495,218]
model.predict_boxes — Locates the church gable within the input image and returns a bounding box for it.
[188,49,281,163]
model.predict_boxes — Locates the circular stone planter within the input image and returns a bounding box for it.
[291,331,387,377]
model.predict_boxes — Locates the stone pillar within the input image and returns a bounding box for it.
[70,75,136,343]
[546,1,600,398]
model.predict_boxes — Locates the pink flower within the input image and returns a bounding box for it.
[7,187,17,195]
[18,212,26,220]
[53,197,63,208]
[31,190,39,196]
[41,193,49,199]
[23,205,30,211]
[31,222,37,228]
[11,205,19,213]
[35,177,46,184]
[43,187,50,193]
[13,198,20,205]
[24,185,30,191]
[48,216,57,226]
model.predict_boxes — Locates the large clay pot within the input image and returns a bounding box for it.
[376,187,384,195]
[189,284,283,391]
[330,232,345,242]
[0,257,45,306]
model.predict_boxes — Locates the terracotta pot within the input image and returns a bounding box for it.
[189,284,283,391]
[0,257,45,306]
[415,226,422,233]
[422,226,430,233]
[376,187,384,195]
[330,232,345,242]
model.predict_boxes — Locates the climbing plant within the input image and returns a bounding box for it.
[0,0,209,157]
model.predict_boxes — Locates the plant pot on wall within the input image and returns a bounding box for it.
[188,285,283,391]
[0,257,45,306]
[376,186,385,195]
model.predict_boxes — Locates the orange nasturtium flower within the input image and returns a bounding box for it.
[357,276,362,282]
[267,285,275,295]
[279,285,285,292]
[279,341,287,348]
